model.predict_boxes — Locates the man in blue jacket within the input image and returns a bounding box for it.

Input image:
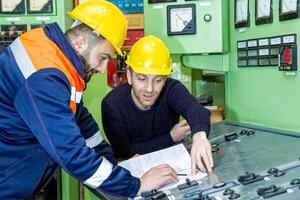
[102,36,214,175]
[0,1,177,199]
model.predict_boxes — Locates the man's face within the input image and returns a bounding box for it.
[79,39,115,82]
[127,70,167,110]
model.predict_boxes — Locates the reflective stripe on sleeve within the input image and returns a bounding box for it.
[70,86,83,104]
[10,38,36,79]
[86,131,104,148]
[83,157,113,188]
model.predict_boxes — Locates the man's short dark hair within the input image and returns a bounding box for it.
[65,23,105,49]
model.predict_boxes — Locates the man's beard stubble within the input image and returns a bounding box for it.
[78,54,93,83]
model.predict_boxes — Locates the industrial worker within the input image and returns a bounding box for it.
[102,35,214,174]
[0,1,178,199]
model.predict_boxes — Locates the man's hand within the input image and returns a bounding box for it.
[170,120,191,142]
[191,132,213,175]
[138,164,178,195]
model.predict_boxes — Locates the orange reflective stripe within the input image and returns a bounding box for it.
[70,101,77,113]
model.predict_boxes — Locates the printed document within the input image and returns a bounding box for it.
[119,143,207,190]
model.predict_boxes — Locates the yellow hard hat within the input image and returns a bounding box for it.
[69,0,128,56]
[126,35,172,75]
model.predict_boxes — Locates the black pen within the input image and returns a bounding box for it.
[177,173,188,176]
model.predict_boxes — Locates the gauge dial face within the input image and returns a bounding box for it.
[256,0,271,18]
[28,0,53,13]
[0,0,23,12]
[170,7,193,32]
[167,4,196,35]
[280,0,298,13]
[235,0,249,23]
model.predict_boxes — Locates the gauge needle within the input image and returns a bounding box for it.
[282,1,289,12]
[176,14,189,26]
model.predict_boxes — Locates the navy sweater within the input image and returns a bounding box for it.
[101,78,210,159]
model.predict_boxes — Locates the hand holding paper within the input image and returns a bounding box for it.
[119,144,207,192]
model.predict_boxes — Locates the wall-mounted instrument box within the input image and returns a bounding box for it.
[143,0,229,54]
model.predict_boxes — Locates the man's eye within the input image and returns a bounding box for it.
[138,78,145,81]
[156,79,162,83]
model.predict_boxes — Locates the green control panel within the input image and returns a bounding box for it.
[237,34,297,68]
[143,0,229,54]
[0,0,73,51]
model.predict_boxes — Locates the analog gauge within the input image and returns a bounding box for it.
[0,0,24,13]
[167,4,196,35]
[255,0,272,25]
[279,0,299,20]
[27,0,53,13]
[235,0,250,28]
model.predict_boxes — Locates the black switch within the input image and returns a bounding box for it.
[223,188,234,195]
[257,185,277,196]
[150,191,166,200]
[267,168,278,174]
[186,178,191,185]
[141,189,157,198]
[246,130,255,136]
[238,172,263,185]
[239,129,248,135]
[229,193,240,199]
[274,170,285,177]
[291,178,300,185]
[238,172,256,181]
[225,132,238,141]
[213,182,226,188]
[257,185,287,198]
[177,179,199,190]
[211,144,220,153]
[199,194,216,200]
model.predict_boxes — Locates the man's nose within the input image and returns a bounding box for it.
[145,81,154,93]
[98,59,110,74]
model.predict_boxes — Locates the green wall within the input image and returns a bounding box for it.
[226,1,300,132]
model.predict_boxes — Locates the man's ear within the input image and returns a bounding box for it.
[126,68,132,85]
[71,35,88,54]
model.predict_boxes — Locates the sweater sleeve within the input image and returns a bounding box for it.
[167,80,211,136]
[75,102,117,165]
[102,100,174,159]
[13,69,139,198]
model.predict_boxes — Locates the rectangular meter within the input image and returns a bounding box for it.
[27,0,53,14]
[279,44,297,71]
[0,0,25,14]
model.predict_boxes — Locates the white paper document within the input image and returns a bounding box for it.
[119,144,207,190]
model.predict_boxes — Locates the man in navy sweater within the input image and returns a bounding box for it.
[102,35,213,174]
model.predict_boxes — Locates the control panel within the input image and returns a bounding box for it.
[144,0,229,54]
[136,121,300,200]
[237,34,297,68]
[0,0,73,51]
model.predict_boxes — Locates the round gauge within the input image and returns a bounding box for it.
[256,0,271,18]
[280,0,298,13]
[235,0,248,23]
[167,4,196,35]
